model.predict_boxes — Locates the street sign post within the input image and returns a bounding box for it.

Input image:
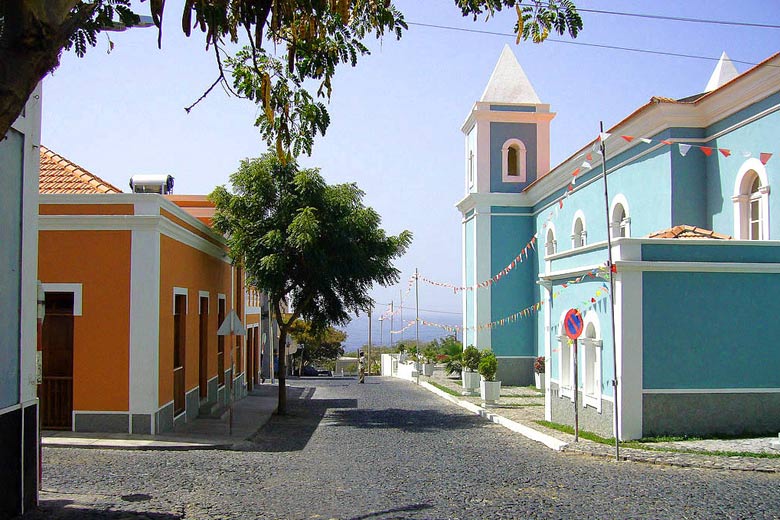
[217,310,245,436]
[563,308,583,441]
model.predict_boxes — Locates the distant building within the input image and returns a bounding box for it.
[459,47,780,439]
[37,148,279,434]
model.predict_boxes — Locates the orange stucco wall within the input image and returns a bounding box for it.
[38,230,132,411]
[39,204,134,215]
[158,235,233,407]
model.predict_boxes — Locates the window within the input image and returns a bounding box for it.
[468,150,474,187]
[733,159,770,240]
[501,139,527,183]
[558,335,573,400]
[545,228,557,256]
[572,214,587,248]
[581,320,602,411]
[610,201,631,238]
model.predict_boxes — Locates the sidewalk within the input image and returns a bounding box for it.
[419,368,780,473]
[42,384,279,451]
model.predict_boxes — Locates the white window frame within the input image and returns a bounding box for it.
[609,194,631,239]
[571,210,587,249]
[581,313,602,412]
[557,335,573,401]
[545,226,557,257]
[41,283,83,316]
[501,138,527,183]
[173,287,188,315]
[468,149,475,188]
[732,158,770,240]
[198,291,210,314]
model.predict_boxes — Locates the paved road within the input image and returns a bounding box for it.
[26,378,780,519]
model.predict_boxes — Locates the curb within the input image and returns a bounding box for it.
[42,437,232,451]
[419,381,568,451]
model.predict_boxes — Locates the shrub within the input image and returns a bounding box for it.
[478,350,498,382]
[462,345,481,372]
[534,356,545,374]
[444,352,462,376]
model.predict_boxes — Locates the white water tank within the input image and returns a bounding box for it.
[129,174,174,194]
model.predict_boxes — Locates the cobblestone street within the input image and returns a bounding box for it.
[26,377,780,519]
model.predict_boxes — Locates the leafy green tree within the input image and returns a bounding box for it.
[210,152,411,413]
[0,1,583,148]
[289,319,346,372]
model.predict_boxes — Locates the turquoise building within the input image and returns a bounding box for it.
[458,47,780,440]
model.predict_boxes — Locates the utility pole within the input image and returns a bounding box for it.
[399,290,404,343]
[389,300,394,350]
[415,268,420,385]
[600,121,620,461]
[367,308,372,376]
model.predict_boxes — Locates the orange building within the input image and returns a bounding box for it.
[37,147,273,434]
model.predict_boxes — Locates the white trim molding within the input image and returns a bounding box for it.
[41,283,83,316]
[571,210,587,249]
[173,287,188,314]
[643,388,780,394]
[732,158,770,240]
[581,312,602,413]
[198,291,210,314]
[610,194,631,238]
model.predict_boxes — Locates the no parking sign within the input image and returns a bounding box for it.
[563,308,583,340]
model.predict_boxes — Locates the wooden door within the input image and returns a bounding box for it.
[40,292,74,430]
[173,294,186,416]
[198,296,208,399]
[217,298,225,386]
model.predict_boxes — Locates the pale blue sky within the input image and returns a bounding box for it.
[42,0,780,320]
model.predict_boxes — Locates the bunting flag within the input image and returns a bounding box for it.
[678,144,691,157]
[389,320,416,335]
[719,148,731,158]
[761,152,773,165]
[700,146,713,157]
[616,134,772,163]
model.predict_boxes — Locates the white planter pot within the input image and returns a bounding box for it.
[422,363,434,376]
[534,372,545,390]
[480,379,501,405]
[462,370,480,395]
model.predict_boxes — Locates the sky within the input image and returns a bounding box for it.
[42,0,780,331]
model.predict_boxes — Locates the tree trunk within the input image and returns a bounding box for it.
[277,325,287,415]
[0,1,88,138]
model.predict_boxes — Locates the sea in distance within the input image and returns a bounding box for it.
[339,312,462,353]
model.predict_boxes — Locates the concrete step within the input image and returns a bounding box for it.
[198,401,229,420]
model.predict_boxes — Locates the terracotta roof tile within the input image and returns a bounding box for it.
[39,146,122,194]
[648,225,732,240]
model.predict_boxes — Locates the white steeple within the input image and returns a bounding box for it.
[704,51,739,92]
[479,44,541,104]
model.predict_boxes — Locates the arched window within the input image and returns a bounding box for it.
[572,212,587,248]
[581,320,602,411]
[732,159,770,240]
[557,313,573,400]
[501,139,527,183]
[545,227,557,256]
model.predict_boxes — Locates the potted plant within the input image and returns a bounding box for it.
[461,345,481,395]
[534,356,545,390]
[421,346,437,376]
[478,350,500,405]
[444,352,462,378]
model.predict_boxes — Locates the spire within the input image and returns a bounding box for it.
[704,51,739,92]
[479,44,541,104]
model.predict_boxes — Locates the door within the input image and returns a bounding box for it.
[199,296,208,399]
[246,327,254,391]
[173,294,186,416]
[217,298,225,386]
[40,292,74,430]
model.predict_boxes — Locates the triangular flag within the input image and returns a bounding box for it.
[572,168,580,177]
[678,144,691,157]
[760,152,773,165]
[586,153,593,161]
[640,138,652,144]
[567,184,573,192]
[700,146,713,157]
[661,140,673,145]
[559,199,563,209]
[621,135,634,142]
[599,132,611,142]
[581,161,592,170]
[719,148,731,157]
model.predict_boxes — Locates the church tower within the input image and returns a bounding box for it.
[457,45,555,385]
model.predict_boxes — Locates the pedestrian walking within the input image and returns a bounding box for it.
[358,351,366,383]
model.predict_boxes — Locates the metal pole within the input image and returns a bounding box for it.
[573,338,579,442]
[389,301,394,350]
[415,268,420,385]
[399,290,404,343]
[600,121,620,460]
[367,309,372,377]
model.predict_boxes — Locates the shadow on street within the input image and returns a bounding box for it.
[21,499,182,520]
[327,407,489,433]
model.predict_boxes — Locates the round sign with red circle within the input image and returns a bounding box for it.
[564,308,584,340]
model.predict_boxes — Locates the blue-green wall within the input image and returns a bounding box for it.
[0,129,23,408]
[464,217,475,347]
[489,211,535,356]
[643,271,780,389]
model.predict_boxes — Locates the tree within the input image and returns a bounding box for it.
[0,1,583,150]
[289,319,346,372]
[210,152,411,413]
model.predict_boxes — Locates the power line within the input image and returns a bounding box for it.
[407,21,770,67]
[572,6,780,30]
